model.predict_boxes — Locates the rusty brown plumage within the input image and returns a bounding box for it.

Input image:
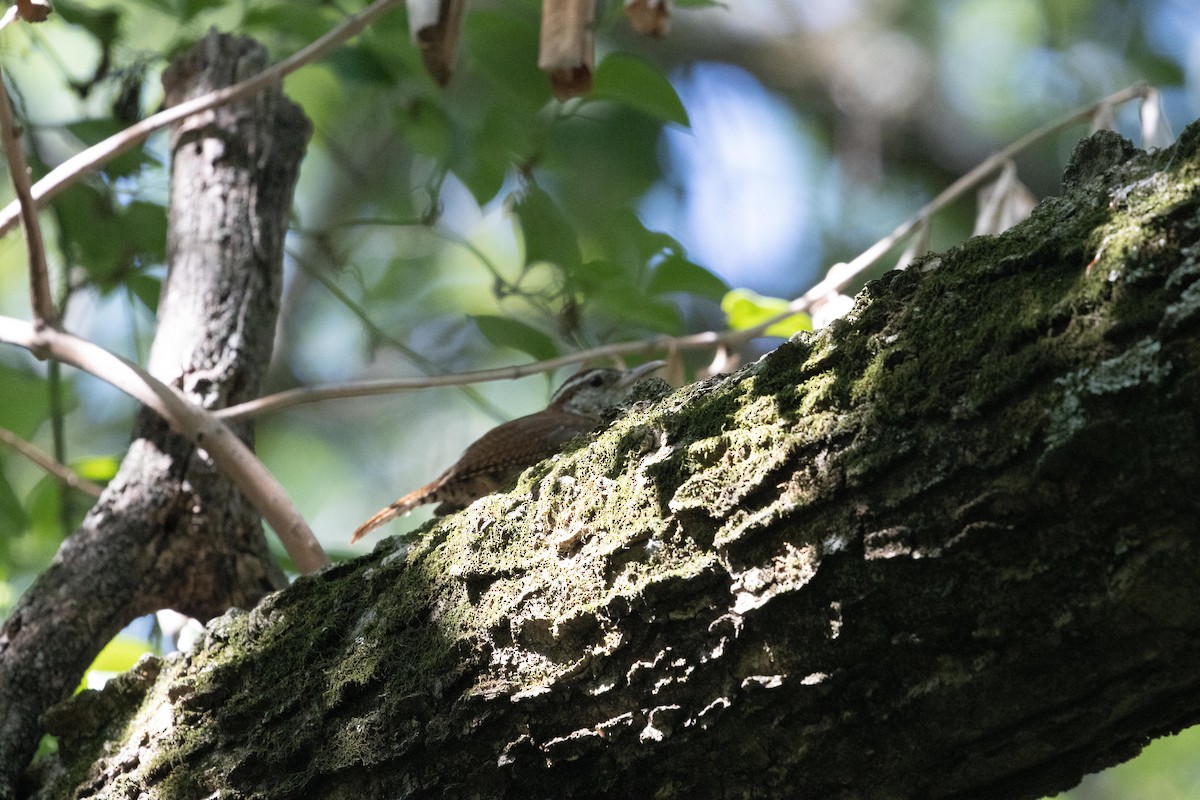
[350,361,663,543]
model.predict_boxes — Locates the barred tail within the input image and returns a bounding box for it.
[349,483,437,544]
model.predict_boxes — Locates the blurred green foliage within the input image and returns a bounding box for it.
[1054,727,1200,799]
[721,288,812,338]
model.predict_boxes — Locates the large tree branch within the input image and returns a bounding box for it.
[0,33,311,800]
[26,124,1200,799]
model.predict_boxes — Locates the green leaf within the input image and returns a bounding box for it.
[181,0,225,22]
[631,227,683,265]
[280,63,343,135]
[66,120,157,179]
[73,456,120,484]
[0,365,53,438]
[591,288,683,334]
[472,315,558,361]
[81,635,155,691]
[514,187,581,270]
[571,258,636,294]
[545,106,665,209]
[327,44,397,86]
[89,634,154,673]
[23,475,86,543]
[54,185,166,292]
[126,273,162,313]
[131,0,178,15]
[0,472,29,548]
[122,201,167,265]
[465,11,550,113]
[54,184,122,286]
[590,53,689,127]
[721,289,812,338]
[570,260,680,333]
[648,255,729,300]
[395,96,451,161]
[456,105,519,203]
[244,4,336,45]
[444,13,546,204]
[54,0,120,46]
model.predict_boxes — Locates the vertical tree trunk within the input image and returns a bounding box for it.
[0,32,309,799]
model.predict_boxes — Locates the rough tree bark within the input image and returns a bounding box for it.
[0,33,310,800]
[23,124,1200,799]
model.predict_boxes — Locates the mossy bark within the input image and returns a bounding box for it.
[30,124,1200,800]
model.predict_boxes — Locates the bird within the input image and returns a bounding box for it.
[350,360,665,543]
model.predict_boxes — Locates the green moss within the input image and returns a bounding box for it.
[44,124,1200,797]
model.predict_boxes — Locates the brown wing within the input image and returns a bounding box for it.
[452,410,596,480]
[351,411,597,543]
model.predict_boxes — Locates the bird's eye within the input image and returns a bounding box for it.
[589,374,604,387]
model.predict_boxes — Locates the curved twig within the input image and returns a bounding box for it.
[0,0,405,238]
[0,56,56,326]
[0,425,104,497]
[0,315,329,572]
[768,82,1152,326]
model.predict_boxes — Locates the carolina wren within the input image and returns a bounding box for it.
[350,360,665,543]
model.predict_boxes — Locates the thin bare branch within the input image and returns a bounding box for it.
[0,0,404,238]
[216,332,725,420]
[0,315,329,572]
[0,63,57,327]
[0,425,103,497]
[288,246,508,421]
[761,82,1152,330]
[223,83,1154,420]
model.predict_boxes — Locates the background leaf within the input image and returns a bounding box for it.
[648,255,729,299]
[590,53,689,127]
[515,187,581,270]
[722,289,812,338]
[464,11,549,113]
[472,315,558,361]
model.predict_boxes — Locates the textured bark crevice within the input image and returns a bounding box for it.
[0,33,310,800]
[24,124,1200,800]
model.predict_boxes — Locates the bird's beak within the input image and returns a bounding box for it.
[618,359,667,387]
